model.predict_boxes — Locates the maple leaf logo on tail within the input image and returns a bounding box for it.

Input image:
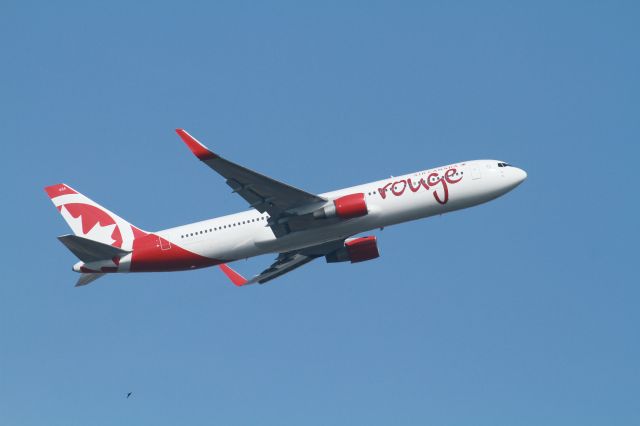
[59,203,121,247]
[44,184,145,251]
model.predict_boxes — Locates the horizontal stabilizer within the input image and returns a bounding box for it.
[76,273,105,287]
[58,234,130,263]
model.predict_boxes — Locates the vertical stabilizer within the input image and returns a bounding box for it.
[45,184,146,251]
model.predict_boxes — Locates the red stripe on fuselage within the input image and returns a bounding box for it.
[130,233,222,272]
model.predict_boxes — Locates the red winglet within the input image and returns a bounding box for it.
[175,129,218,160]
[44,183,78,199]
[218,263,248,286]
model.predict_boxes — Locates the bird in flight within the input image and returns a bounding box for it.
[126,392,132,399]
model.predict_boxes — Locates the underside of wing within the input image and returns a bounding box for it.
[219,240,347,285]
[248,253,318,284]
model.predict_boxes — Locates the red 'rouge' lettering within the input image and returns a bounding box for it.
[391,180,407,196]
[431,178,449,205]
[426,172,450,204]
[445,168,462,184]
[378,182,393,199]
[377,167,463,205]
[407,178,424,192]
[426,172,441,185]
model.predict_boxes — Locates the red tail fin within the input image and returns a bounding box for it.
[45,183,146,251]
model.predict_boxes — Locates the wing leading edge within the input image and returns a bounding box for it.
[176,129,326,222]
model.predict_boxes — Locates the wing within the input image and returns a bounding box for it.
[176,129,326,222]
[242,252,317,285]
[219,240,346,285]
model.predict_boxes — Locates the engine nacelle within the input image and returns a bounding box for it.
[326,236,380,263]
[313,193,368,219]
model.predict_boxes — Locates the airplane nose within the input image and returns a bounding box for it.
[516,167,527,183]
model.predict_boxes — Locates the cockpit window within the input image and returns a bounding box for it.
[498,162,511,167]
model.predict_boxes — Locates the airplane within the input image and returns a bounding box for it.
[45,129,527,287]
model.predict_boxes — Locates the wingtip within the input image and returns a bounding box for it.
[218,263,248,286]
[175,129,218,160]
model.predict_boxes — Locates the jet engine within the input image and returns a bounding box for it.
[325,236,380,263]
[313,193,368,219]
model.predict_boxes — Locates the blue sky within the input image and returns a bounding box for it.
[1,1,639,425]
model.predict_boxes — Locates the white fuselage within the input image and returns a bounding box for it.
[156,160,527,262]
